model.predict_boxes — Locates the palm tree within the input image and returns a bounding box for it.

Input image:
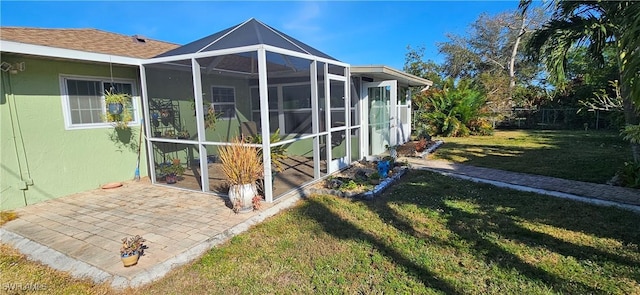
[521,0,640,161]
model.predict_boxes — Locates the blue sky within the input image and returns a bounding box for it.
[1,1,520,69]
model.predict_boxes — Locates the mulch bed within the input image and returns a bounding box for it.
[395,140,441,157]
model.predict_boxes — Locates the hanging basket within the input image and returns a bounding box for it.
[108,102,124,115]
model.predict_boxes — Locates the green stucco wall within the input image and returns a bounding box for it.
[0,54,147,209]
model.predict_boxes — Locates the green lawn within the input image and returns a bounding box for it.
[132,170,639,294]
[431,129,632,184]
[2,171,638,294]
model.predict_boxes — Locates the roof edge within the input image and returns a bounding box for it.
[0,27,179,46]
[1,40,141,66]
[351,65,433,87]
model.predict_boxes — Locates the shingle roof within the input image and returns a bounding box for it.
[156,18,337,61]
[0,27,179,59]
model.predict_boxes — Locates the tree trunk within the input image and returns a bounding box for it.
[618,46,640,162]
[621,84,640,162]
[509,13,527,96]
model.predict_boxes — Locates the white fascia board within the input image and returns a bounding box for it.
[352,65,433,86]
[0,40,141,65]
[141,45,264,64]
[262,45,350,68]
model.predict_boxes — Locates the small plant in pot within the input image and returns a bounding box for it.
[104,90,133,129]
[369,172,381,185]
[120,235,146,267]
[157,159,185,184]
[219,137,263,213]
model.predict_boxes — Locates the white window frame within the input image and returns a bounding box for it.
[210,85,236,120]
[59,75,140,130]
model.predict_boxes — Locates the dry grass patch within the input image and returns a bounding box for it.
[0,244,114,295]
[0,211,18,226]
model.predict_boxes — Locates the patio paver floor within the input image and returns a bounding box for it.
[0,179,303,289]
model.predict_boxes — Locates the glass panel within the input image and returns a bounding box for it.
[331,130,346,161]
[250,86,278,133]
[283,84,311,109]
[271,137,316,199]
[398,87,408,105]
[250,86,277,110]
[318,134,328,175]
[199,144,226,194]
[71,112,80,123]
[79,110,92,124]
[329,80,345,128]
[284,111,312,134]
[152,142,200,191]
[67,79,102,125]
[328,64,345,76]
[145,61,197,140]
[369,85,391,155]
[212,87,235,103]
[350,78,360,127]
[350,128,360,163]
[78,96,91,108]
[90,110,102,123]
[265,52,312,139]
[317,62,326,133]
[197,52,258,142]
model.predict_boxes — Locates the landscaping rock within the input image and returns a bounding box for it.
[354,169,369,181]
[327,178,343,189]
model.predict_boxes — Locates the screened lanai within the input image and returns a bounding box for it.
[140,18,358,202]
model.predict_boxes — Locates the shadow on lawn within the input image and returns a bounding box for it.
[434,130,631,183]
[353,170,638,293]
[302,197,462,294]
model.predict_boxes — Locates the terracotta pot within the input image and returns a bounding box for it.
[121,252,139,267]
[165,174,177,184]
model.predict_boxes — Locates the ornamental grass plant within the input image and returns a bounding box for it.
[219,136,263,185]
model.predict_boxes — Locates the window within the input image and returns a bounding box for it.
[211,86,236,119]
[61,76,138,129]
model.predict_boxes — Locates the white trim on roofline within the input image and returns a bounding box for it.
[0,40,141,66]
[142,44,349,68]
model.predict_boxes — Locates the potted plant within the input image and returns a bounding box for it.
[104,90,133,129]
[219,137,263,213]
[369,172,381,185]
[178,130,190,139]
[247,128,288,173]
[191,102,220,129]
[204,103,221,130]
[120,235,145,267]
[157,159,185,184]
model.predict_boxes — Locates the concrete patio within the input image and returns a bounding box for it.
[0,179,304,289]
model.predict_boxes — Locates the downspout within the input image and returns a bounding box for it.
[2,70,33,206]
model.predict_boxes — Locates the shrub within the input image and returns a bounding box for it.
[468,118,494,136]
[617,161,640,188]
[414,77,489,137]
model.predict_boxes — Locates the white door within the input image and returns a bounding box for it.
[364,80,397,156]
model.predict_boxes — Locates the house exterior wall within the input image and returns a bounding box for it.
[0,54,147,209]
